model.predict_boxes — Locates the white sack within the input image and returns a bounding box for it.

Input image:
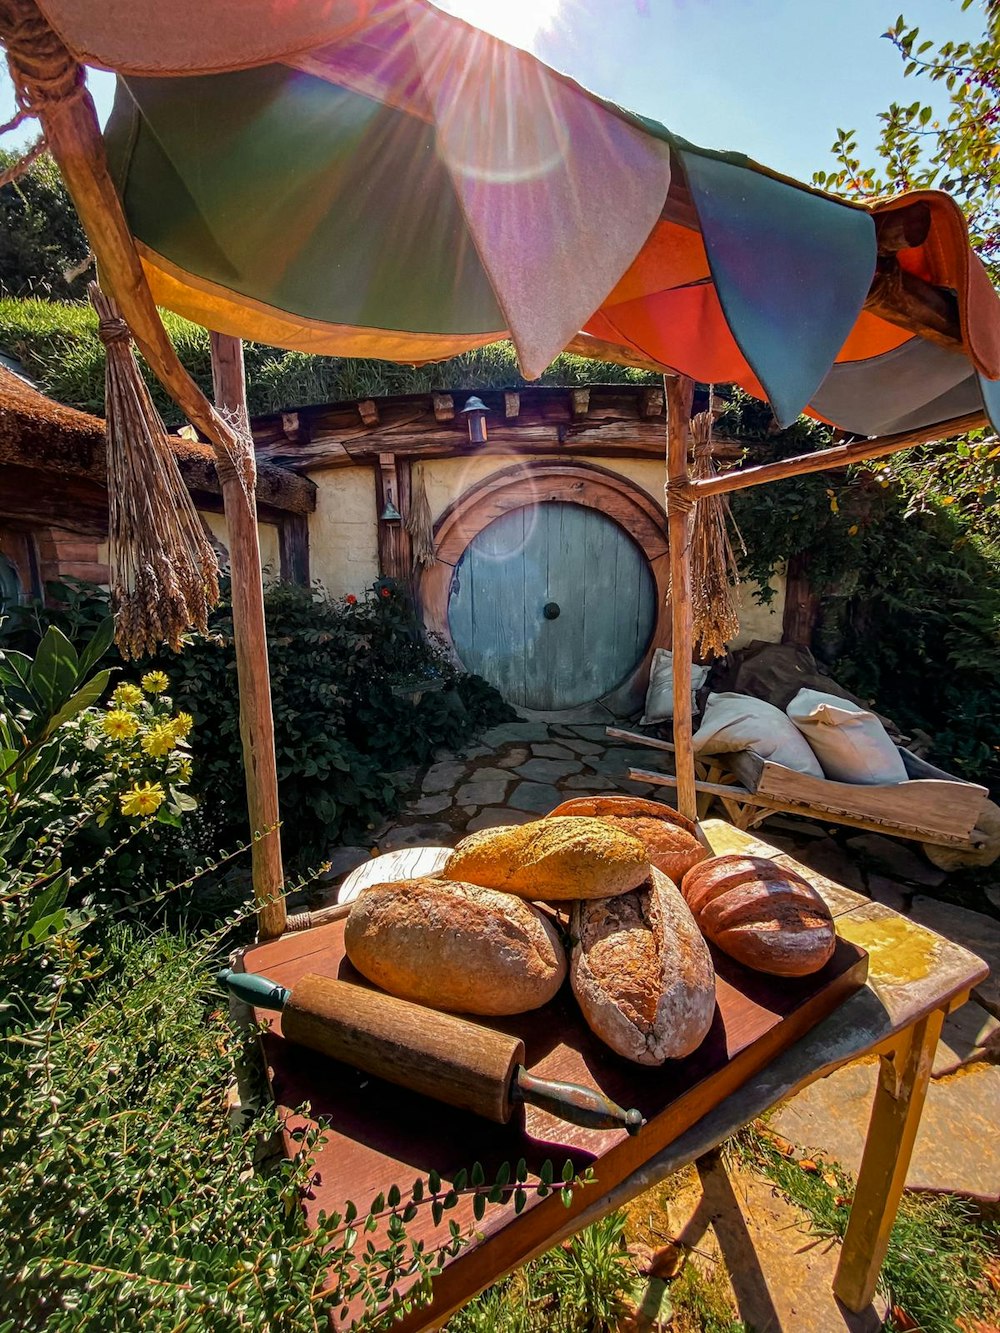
[786,688,907,785]
[693,692,824,776]
[641,649,710,725]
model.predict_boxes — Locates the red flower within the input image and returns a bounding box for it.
[345,594,357,605]
[380,588,391,599]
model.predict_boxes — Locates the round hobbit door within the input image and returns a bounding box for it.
[448,502,656,710]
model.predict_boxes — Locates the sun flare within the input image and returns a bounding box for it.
[442,0,564,51]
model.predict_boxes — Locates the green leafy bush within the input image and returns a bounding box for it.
[723,392,1000,788]
[3,576,513,864]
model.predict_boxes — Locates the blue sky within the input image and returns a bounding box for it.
[0,0,983,184]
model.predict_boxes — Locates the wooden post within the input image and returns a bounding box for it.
[665,374,698,823]
[210,333,286,940]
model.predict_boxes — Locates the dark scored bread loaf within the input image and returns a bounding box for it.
[344,877,567,1015]
[571,867,716,1064]
[444,817,650,902]
[547,796,708,885]
[681,854,836,977]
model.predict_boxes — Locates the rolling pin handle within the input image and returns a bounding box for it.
[218,967,290,1011]
[513,1067,645,1136]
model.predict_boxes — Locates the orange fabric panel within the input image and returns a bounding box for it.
[603,220,712,307]
[589,283,767,401]
[834,310,913,363]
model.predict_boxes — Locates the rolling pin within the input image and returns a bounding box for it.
[220,968,643,1135]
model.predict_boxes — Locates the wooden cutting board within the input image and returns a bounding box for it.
[243,910,868,1317]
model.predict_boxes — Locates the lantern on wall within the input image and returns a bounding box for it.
[379,486,402,522]
[461,395,490,444]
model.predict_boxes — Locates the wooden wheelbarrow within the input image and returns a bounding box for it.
[608,727,999,871]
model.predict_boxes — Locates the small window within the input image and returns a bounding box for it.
[0,554,22,613]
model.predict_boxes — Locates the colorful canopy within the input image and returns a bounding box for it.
[38,0,1000,435]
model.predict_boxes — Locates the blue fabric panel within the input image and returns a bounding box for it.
[977,373,1000,434]
[680,149,877,427]
[810,338,980,436]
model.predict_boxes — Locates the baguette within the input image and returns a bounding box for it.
[547,796,707,884]
[444,817,649,902]
[681,855,836,977]
[571,867,715,1064]
[344,877,566,1015]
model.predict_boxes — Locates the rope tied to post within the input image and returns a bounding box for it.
[665,476,697,515]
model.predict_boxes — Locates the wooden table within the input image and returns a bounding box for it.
[245,820,987,1326]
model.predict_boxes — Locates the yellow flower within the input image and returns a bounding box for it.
[111,683,143,708]
[102,710,139,742]
[177,758,193,784]
[142,724,178,758]
[170,711,194,740]
[120,782,165,817]
[141,671,169,694]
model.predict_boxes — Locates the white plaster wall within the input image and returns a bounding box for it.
[730,571,787,649]
[198,510,282,588]
[305,467,379,598]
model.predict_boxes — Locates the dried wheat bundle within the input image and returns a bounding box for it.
[407,464,437,570]
[689,407,745,659]
[90,282,220,659]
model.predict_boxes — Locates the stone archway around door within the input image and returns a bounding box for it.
[420,460,670,713]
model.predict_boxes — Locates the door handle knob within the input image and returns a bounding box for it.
[543,602,561,620]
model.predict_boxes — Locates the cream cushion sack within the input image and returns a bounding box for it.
[693,692,824,776]
[786,688,908,785]
[641,649,710,725]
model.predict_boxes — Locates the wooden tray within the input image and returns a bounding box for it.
[243,917,868,1319]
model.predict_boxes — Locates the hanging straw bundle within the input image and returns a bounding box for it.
[406,464,437,571]
[90,282,220,658]
[688,401,745,660]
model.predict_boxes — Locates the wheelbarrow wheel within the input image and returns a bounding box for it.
[923,799,1000,872]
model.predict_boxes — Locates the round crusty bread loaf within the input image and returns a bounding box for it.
[444,817,649,902]
[571,867,716,1065]
[681,854,836,978]
[547,796,708,885]
[344,877,566,1015]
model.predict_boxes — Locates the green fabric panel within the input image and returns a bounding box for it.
[104,65,503,335]
[680,149,877,427]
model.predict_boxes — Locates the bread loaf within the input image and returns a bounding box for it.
[547,796,708,885]
[444,818,649,902]
[344,877,566,1015]
[571,867,715,1064]
[681,855,836,977]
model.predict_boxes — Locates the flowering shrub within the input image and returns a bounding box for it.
[63,673,196,830]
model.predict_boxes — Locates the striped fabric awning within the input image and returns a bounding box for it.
[38,0,1000,435]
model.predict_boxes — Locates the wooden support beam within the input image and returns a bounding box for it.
[691,409,990,499]
[375,452,411,582]
[639,387,665,419]
[210,333,286,941]
[0,10,247,469]
[432,393,455,423]
[504,392,520,420]
[570,388,590,419]
[358,398,380,427]
[665,374,698,823]
[864,259,962,350]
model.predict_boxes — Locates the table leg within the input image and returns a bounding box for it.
[833,1007,944,1312]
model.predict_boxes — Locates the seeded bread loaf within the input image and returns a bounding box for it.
[571,867,716,1064]
[344,877,566,1015]
[547,796,708,885]
[681,854,836,977]
[444,817,650,902]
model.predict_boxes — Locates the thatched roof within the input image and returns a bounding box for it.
[0,366,315,513]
